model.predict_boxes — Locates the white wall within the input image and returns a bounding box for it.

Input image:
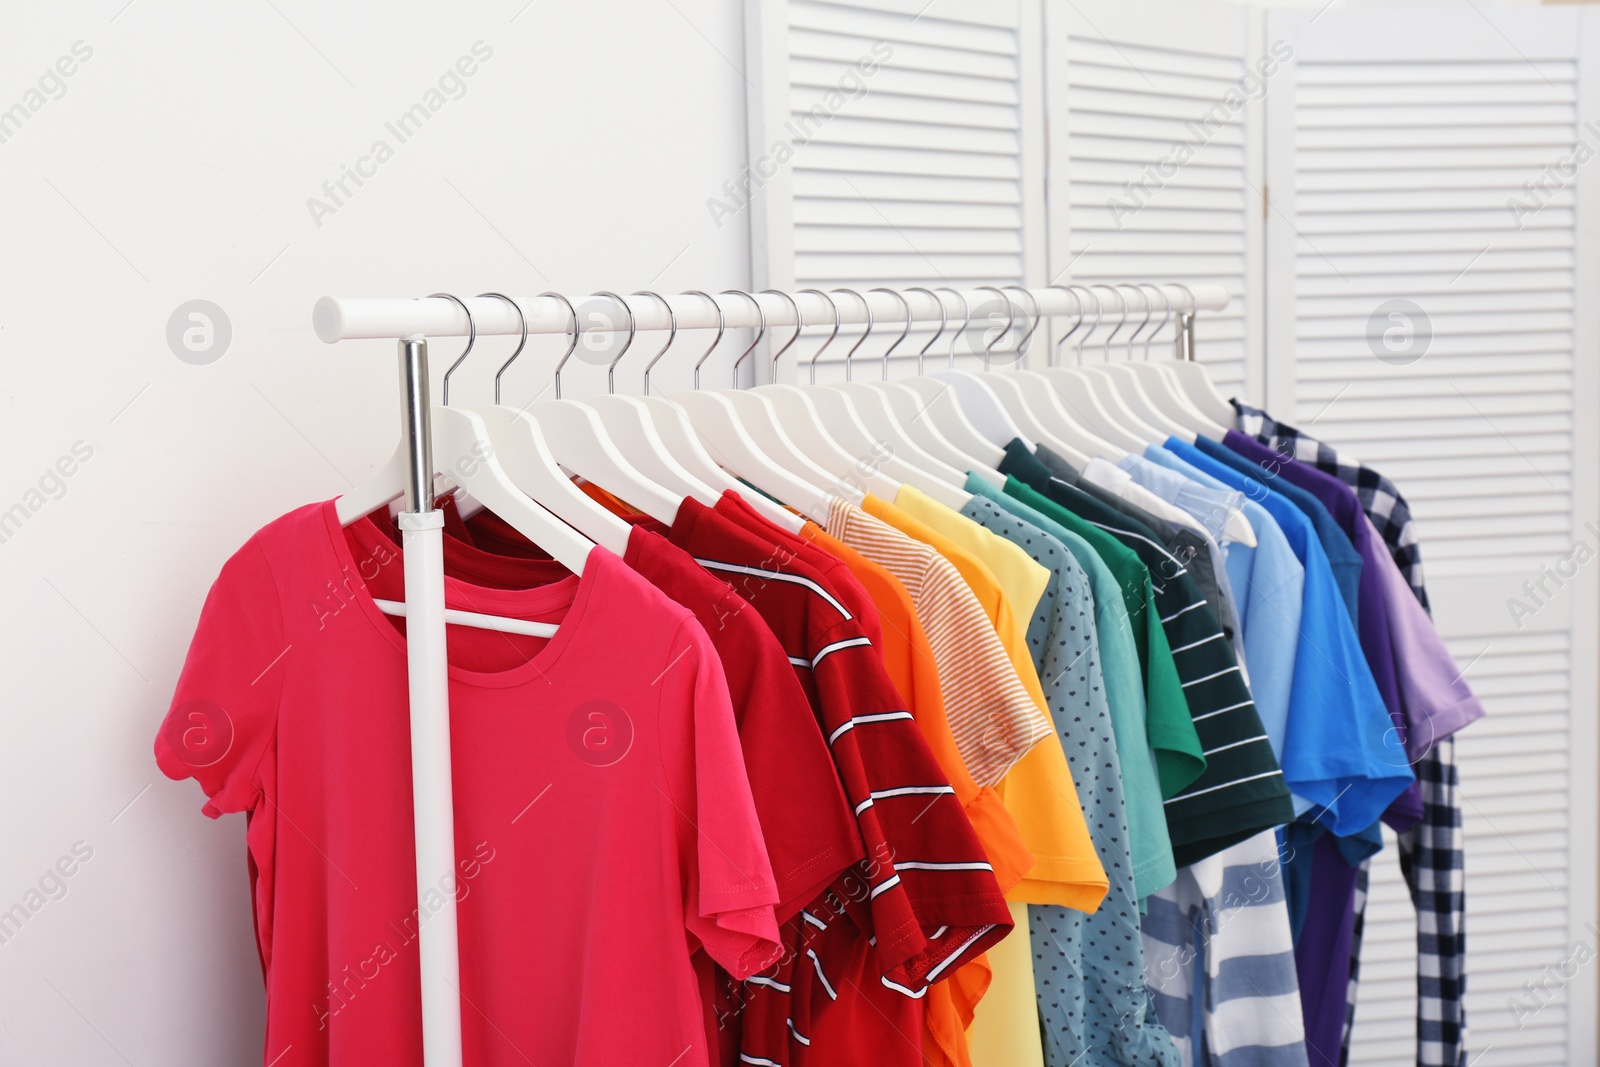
[0,1,752,1061]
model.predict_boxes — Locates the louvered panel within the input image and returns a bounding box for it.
[1059,31,1254,397]
[1268,8,1598,1064]
[1286,48,1578,580]
[786,0,1028,296]
[1351,632,1577,1067]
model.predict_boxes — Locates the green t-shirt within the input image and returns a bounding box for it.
[992,479,1203,796]
[966,475,1180,901]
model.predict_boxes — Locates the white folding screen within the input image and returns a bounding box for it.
[743,0,1046,380]
[1266,8,1600,1065]
[745,3,1600,1064]
[1044,0,1264,400]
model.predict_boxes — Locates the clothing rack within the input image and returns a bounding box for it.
[314,278,1231,1067]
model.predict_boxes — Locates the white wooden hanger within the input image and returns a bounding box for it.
[584,289,804,531]
[925,287,1033,450]
[795,287,970,508]
[1086,284,1192,441]
[830,288,968,487]
[976,286,1100,467]
[335,294,598,576]
[1090,284,1225,438]
[481,291,682,527]
[1032,287,1144,454]
[581,291,722,508]
[1091,284,1204,442]
[857,287,1005,484]
[435,292,634,558]
[1155,283,1238,430]
[1075,286,1167,445]
[747,288,902,500]
[631,394,807,532]
[670,291,836,524]
[713,290,862,495]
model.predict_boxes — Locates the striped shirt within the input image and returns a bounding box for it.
[1001,442,1295,866]
[824,497,1051,789]
[1142,831,1310,1067]
[667,498,1012,1067]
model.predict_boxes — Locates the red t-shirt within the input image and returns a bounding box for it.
[155,501,780,1066]
[666,497,1013,1067]
[713,490,885,650]
[370,512,864,918]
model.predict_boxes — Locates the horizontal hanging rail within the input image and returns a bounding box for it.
[313,283,1232,343]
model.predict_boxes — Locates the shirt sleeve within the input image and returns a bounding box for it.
[153,536,286,819]
[658,617,784,980]
[1366,515,1487,754]
[809,617,1014,990]
[720,591,864,920]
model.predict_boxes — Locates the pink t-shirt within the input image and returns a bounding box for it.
[155,501,780,1066]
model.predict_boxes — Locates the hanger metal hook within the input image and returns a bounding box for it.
[1108,283,1146,358]
[535,291,579,401]
[1141,283,1173,359]
[939,287,971,369]
[830,288,873,382]
[630,290,678,396]
[721,290,768,386]
[1049,285,1090,367]
[798,288,840,385]
[584,291,636,397]
[683,290,726,390]
[1002,285,1040,366]
[761,289,803,384]
[429,292,476,407]
[1128,283,1164,358]
[868,287,911,382]
[974,285,1014,371]
[1074,286,1104,364]
[1092,285,1130,355]
[904,287,947,376]
[475,293,528,405]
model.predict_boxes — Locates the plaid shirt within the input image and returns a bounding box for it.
[1233,403,1429,615]
[1233,401,1467,1067]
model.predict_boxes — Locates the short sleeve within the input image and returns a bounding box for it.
[722,607,862,920]
[153,536,285,819]
[658,617,783,980]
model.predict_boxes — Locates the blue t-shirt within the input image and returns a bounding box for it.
[1160,438,1412,836]
[1191,435,1363,626]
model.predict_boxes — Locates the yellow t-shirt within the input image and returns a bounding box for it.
[872,489,1112,1067]
[968,902,1048,1067]
[865,492,1105,907]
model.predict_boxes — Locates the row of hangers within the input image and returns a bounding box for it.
[335,283,1238,634]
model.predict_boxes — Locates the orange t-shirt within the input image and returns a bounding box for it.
[802,523,1030,1067]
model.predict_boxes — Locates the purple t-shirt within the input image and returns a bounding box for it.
[1223,432,1485,761]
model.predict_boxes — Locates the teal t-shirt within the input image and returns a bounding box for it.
[957,492,1181,1067]
[966,474,1177,901]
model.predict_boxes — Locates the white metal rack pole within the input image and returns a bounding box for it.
[313,283,1232,344]
[394,337,464,1067]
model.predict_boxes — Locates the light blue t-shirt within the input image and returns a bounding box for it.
[1158,438,1412,836]
[1131,447,1307,816]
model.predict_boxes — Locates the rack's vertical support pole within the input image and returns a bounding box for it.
[395,337,464,1067]
[1175,309,1198,362]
